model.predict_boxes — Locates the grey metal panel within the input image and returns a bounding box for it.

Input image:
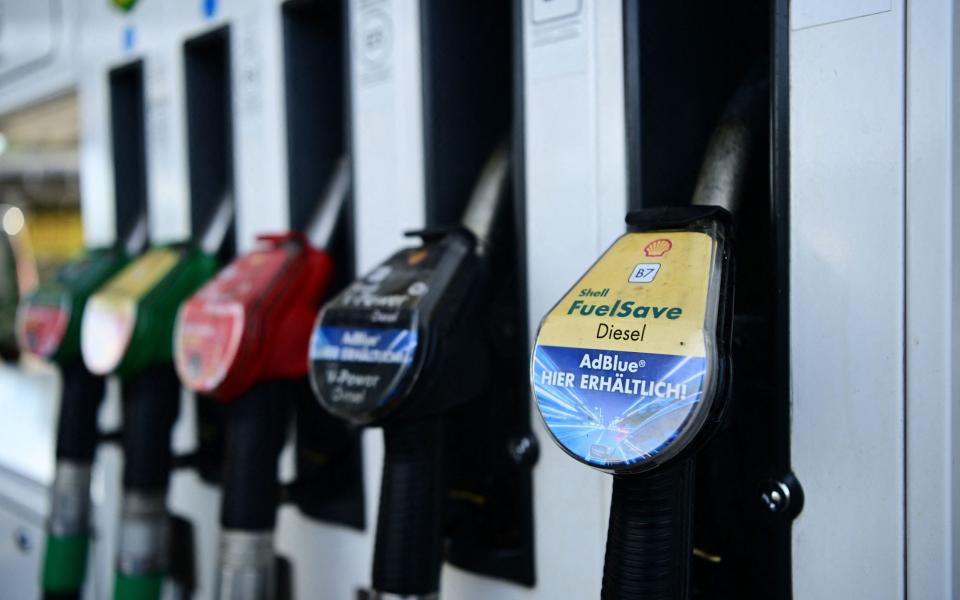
[905,0,959,598]
[789,4,906,599]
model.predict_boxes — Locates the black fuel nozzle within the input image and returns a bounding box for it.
[308,143,510,597]
[533,72,763,600]
[28,205,151,598]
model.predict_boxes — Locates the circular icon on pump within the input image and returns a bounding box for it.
[358,8,392,69]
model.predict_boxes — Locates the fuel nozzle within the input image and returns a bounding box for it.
[173,158,350,600]
[532,74,762,600]
[77,193,230,600]
[308,143,510,598]
[16,209,148,599]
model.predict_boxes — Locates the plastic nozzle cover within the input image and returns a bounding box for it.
[305,156,350,250]
[460,143,510,255]
[200,192,235,256]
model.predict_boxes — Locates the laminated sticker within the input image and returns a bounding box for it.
[175,248,290,392]
[18,300,70,359]
[533,231,717,470]
[81,249,179,375]
[309,245,441,422]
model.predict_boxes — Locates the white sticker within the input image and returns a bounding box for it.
[628,263,661,284]
[356,0,393,88]
[525,0,587,80]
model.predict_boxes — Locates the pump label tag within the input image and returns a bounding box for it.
[175,248,291,392]
[81,249,179,375]
[309,325,418,412]
[533,231,717,469]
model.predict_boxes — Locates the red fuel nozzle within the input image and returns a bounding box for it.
[174,233,334,401]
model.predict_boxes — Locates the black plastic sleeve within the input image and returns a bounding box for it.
[372,416,445,596]
[220,380,291,531]
[121,364,181,492]
[601,458,695,600]
[55,359,106,462]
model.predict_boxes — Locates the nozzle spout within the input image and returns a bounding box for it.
[200,191,235,256]
[692,77,767,214]
[461,143,510,256]
[123,214,149,256]
[305,156,351,250]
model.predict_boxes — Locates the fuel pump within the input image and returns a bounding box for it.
[308,146,509,599]
[16,219,146,599]
[79,196,232,599]
[531,81,760,599]
[172,159,349,599]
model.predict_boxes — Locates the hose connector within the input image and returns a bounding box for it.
[216,530,276,600]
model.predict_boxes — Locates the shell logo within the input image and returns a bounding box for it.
[643,238,672,257]
[407,249,429,266]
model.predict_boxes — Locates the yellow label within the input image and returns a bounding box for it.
[97,249,179,301]
[536,231,714,358]
[79,249,178,374]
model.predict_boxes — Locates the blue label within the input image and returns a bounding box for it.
[310,326,417,365]
[533,345,706,468]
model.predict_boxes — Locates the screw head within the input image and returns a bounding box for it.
[508,435,539,467]
[761,480,792,513]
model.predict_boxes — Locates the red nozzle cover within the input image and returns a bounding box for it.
[174,233,334,401]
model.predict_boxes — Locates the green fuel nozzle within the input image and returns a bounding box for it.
[17,214,147,598]
[77,194,231,599]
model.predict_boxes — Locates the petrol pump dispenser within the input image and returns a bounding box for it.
[531,81,761,598]
[16,220,146,599]
[172,159,350,599]
[308,146,509,599]
[80,196,232,599]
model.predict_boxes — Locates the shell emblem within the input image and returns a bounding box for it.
[643,238,673,257]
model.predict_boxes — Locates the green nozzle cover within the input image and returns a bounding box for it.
[41,534,89,593]
[113,572,163,600]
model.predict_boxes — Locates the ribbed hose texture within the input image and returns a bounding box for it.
[601,459,695,600]
[372,416,445,596]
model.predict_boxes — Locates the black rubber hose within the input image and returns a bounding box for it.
[220,380,291,531]
[372,416,445,596]
[121,364,182,492]
[56,359,105,462]
[601,458,695,600]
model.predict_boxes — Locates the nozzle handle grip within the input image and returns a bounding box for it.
[601,459,694,600]
[56,360,105,462]
[121,365,181,493]
[220,380,291,531]
[372,417,445,596]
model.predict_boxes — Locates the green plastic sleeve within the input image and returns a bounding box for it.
[41,533,89,593]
